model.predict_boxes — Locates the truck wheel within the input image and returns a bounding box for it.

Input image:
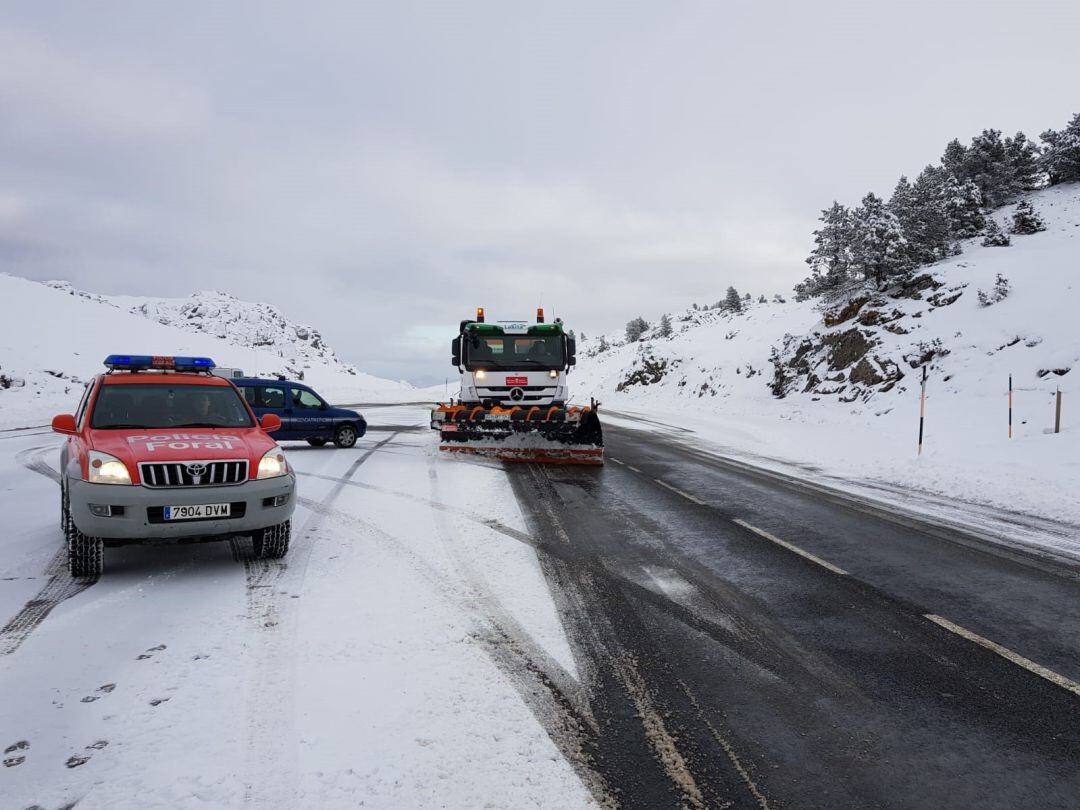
[333,424,357,448]
[61,485,74,542]
[306,438,328,447]
[253,520,291,559]
[68,525,103,578]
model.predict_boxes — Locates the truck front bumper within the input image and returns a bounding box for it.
[68,474,296,541]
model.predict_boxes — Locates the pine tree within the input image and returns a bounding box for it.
[1040,112,1080,185]
[772,293,786,303]
[1009,201,1046,235]
[743,292,752,301]
[850,192,909,288]
[943,174,985,238]
[723,286,743,312]
[981,219,1011,247]
[963,129,1015,208]
[795,202,854,300]
[658,313,673,338]
[941,138,968,179]
[1004,132,1043,193]
[909,166,954,261]
[625,317,649,342]
[758,294,767,303]
[597,335,609,352]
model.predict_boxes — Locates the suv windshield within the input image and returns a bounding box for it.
[90,383,255,429]
[464,334,564,371]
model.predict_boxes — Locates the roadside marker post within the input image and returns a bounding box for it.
[1056,388,1063,434]
[1008,374,1013,439]
[917,366,927,457]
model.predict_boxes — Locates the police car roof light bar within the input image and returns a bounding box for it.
[104,355,217,373]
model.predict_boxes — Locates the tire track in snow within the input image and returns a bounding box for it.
[293,494,615,807]
[240,433,398,808]
[0,447,96,657]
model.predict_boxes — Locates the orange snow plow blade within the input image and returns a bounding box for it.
[431,402,604,465]
[438,443,604,465]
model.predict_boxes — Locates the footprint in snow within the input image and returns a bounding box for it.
[65,754,90,768]
[86,740,108,750]
[149,697,170,707]
[147,644,167,652]
[81,684,116,702]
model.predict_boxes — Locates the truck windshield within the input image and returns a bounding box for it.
[464,334,565,371]
[90,384,255,429]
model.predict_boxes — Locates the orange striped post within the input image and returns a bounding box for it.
[917,366,927,457]
[1008,374,1013,439]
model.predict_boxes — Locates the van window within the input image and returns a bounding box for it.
[292,388,324,410]
[261,387,286,409]
[237,385,257,406]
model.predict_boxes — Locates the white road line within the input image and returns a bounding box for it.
[654,479,708,505]
[924,614,1080,697]
[609,457,625,466]
[733,519,849,576]
[627,464,642,473]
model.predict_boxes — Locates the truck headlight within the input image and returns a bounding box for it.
[257,448,289,479]
[549,369,558,378]
[88,451,132,485]
[475,369,486,380]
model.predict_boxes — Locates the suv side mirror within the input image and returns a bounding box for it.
[261,413,282,432]
[451,336,462,367]
[52,414,77,435]
[566,337,577,367]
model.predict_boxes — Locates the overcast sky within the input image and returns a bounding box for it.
[2,1,1078,384]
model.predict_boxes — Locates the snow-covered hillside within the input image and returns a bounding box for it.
[0,275,419,428]
[577,183,1080,535]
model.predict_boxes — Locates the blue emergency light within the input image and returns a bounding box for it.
[104,355,216,372]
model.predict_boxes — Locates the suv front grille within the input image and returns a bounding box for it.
[139,460,249,488]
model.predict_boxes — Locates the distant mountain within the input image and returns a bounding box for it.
[0,276,414,428]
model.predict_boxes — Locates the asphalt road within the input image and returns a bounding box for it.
[506,420,1080,809]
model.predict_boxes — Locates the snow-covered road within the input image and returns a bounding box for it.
[0,406,594,809]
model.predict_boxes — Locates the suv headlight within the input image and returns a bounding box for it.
[88,451,132,485]
[257,448,289,479]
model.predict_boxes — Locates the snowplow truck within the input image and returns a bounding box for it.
[430,308,603,465]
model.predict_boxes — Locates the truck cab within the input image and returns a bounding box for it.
[452,308,577,408]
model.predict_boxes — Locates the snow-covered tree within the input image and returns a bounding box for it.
[657,313,673,338]
[772,293,786,303]
[625,317,649,342]
[758,294,767,303]
[981,219,1011,247]
[850,192,910,288]
[941,138,968,179]
[1005,132,1043,193]
[1040,112,1080,185]
[723,286,743,312]
[1009,200,1046,234]
[795,202,854,300]
[963,129,1015,208]
[597,335,610,352]
[943,174,986,238]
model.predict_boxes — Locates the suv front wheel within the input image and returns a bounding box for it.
[253,520,291,559]
[334,424,358,449]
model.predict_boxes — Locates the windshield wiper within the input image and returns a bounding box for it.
[96,423,148,429]
[173,422,232,428]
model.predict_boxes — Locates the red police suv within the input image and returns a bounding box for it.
[52,355,296,577]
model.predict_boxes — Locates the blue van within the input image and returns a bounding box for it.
[234,378,367,448]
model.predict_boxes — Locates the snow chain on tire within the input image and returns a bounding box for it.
[254,520,291,559]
